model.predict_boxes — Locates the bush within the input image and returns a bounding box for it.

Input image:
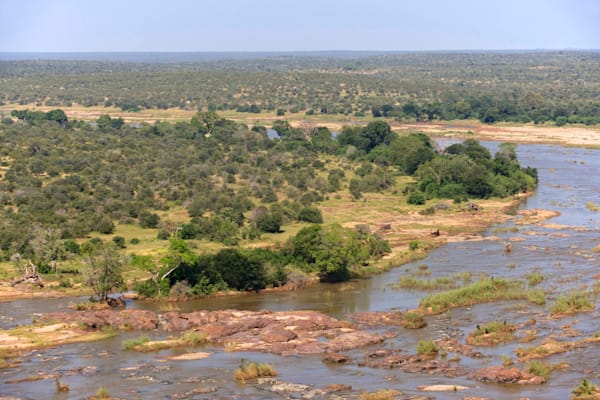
[95,216,115,234]
[234,360,278,383]
[157,229,170,240]
[297,206,323,223]
[409,240,420,251]
[416,340,439,356]
[550,292,594,315]
[572,378,598,398]
[169,280,191,297]
[407,191,426,205]
[256,212,282,233]
[526,360,551,380]
[112,236,126,248]
[139,211,160,228]
[213,249,266,291]
[64,239,80,254]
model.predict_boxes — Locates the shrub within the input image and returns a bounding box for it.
[213,248,266,291]
[526,360,551,380]
[95,217,115,234]
[234,359,278,383]
[297,206,323,223]
[112,236,126,248]
[402,312,427,329]
[416,340,439,356]
[95,387,111,399]
[550,292,594,315]
[157,229,170,240]
[123,336,150,350]
[64,239,80,254]
[139,211,160,228]
[169,280,191,297]
[572,378,598,398]
[407,191,426,205]
[467,320,516,345]
[526,270,544,287]
[418,206,436,215]
[256,212,282,233]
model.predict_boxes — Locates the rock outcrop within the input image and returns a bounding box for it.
[42,309,384,355]
[468,366,546,385]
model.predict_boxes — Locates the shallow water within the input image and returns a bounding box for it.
[1,142,599,399]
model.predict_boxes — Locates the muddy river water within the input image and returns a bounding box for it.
[1,141,599,399]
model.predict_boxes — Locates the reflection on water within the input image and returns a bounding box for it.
[2,142,599,399]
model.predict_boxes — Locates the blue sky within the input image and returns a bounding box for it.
[1,0,598,52]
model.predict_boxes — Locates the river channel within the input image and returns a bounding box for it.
[1,141,599,399]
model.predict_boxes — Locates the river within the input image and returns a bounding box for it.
[1,142,599,399]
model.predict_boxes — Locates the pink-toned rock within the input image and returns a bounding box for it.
[469,366,545,385]
[41,308,384,356]
[43,309,159,330]
[259,325,297,343]
[323,352,350,363]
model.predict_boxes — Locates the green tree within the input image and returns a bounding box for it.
[83,243,125,301]
[361,121,394,151]
[45,109,68,125]
[213,248,266,291]
[29,227,63,273]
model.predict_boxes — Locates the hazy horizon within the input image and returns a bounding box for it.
[1,0,598,52]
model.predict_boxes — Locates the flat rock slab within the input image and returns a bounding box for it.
[41,308,385,355]
[417,384,469,391]
[162,352,212,361]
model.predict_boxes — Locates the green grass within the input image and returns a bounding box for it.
[416,339,439,356]
[572,378,598,399]
[401,311,427,329]
[527,289,547,305]
[418,278,531,314]
[123,336,150,350]
[467,320,516,345]
[550,292,594,316]
[123,331,208,352]
[525,270,545,287]
[392,275,457,290]
[526,360,552,380]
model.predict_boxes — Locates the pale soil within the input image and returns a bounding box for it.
[391,122,600,147]
[162,352,212,361]
[0,282,65,303]
[0,323,113,353]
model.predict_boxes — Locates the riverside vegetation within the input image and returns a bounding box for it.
[0,110,537,300]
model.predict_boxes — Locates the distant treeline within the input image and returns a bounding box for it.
[0,51,598,125]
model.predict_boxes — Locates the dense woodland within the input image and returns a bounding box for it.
[0,110,537,297]
[1,51,599,125]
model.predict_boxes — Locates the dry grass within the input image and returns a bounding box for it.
[466,320,517,346]
[360,389,401,400]
[234,359,278,383]
[123,331,208,352]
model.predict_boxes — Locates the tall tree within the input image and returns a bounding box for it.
[84,243,125,301]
